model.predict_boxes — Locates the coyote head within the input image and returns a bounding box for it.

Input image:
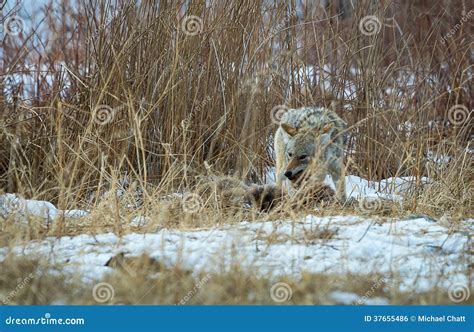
[281,123,333,183]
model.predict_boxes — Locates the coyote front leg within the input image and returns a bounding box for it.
[329,164,346,203]
[274,127,286,188]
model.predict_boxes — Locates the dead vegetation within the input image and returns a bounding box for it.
[0,0,472,305]
[1,0,472,218]
[1,256,472,305]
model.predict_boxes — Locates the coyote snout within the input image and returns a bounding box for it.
[284,163,306,181]
[283,151,310,182]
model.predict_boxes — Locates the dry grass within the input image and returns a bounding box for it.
[0,0,472,305]
[1,0,472,215]
[1,256,472,305]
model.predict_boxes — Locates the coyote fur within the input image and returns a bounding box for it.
[195,175,282,212]
[274,107,347,201]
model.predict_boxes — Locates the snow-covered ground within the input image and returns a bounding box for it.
[1,214,471,292]
[0,175,472,301]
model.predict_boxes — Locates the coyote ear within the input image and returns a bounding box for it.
[281,123,298,136]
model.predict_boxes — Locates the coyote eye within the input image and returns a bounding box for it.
[299,154,307,160]
[288,152,293,158]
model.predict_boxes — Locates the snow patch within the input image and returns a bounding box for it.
[0,215,470,298]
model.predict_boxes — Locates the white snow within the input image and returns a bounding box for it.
[329,291,389,305]
[0,214,471,296]
[294,65,358,102]
[0,175,471,303]
[0,193,89,223]
[265,173,411,202]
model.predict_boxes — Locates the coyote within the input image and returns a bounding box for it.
[274,107,347,201]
